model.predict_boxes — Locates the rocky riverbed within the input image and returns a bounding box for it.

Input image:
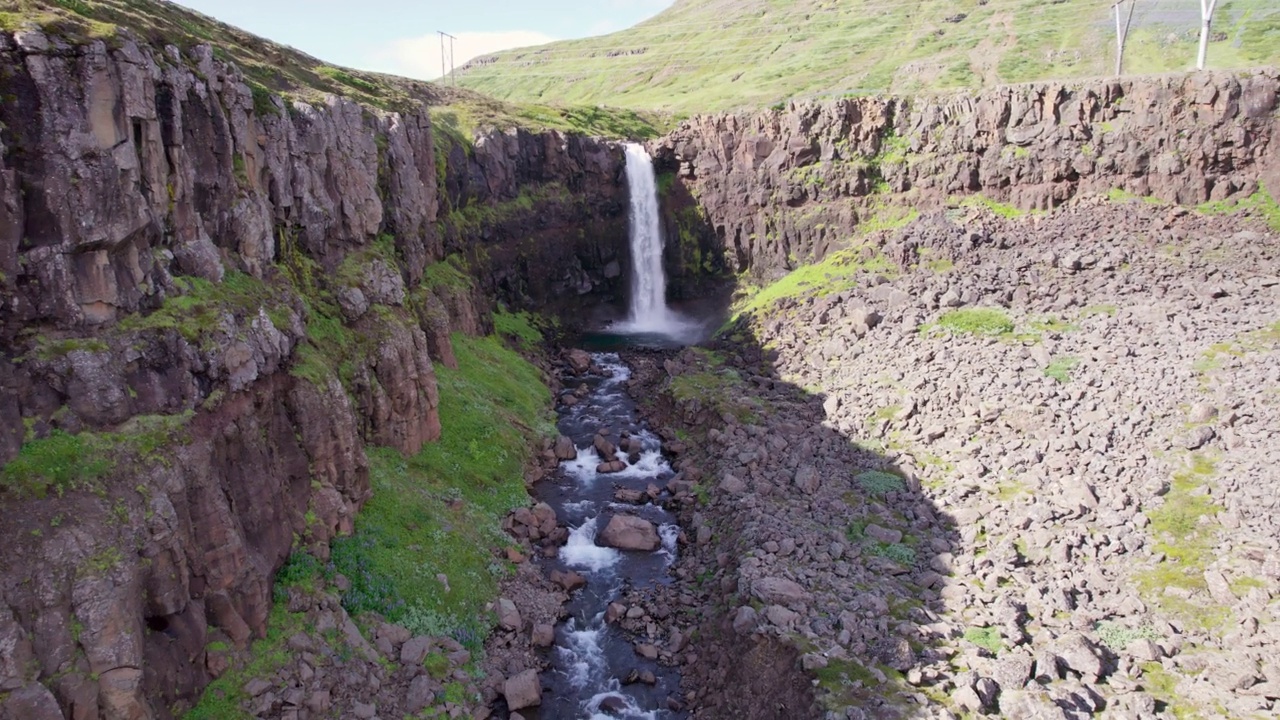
[608,197,1280,719]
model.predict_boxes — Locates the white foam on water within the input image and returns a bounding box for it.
[610,448,671,479]
[562,446,603,484]
[586,688,661,720]
[557,622,607,691]
[560,517,621,572]
[560,500,597,515]
[594,353,632,384]
[658,523,680,565]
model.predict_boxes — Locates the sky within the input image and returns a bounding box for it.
[171,0,676,80]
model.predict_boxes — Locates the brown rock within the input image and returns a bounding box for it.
[503,669,543,710]
[565,349,592,374]
[598,515,660,551]
[553,435,578,460]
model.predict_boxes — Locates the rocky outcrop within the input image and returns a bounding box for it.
[654,70,1280,277]
[0,23,629,720]
[436,128,632,313]
[642,200,1280,718]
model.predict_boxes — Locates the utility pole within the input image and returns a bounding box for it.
[437,30,457,85]
[1197,0,1220,70]
[1112,0,1136,77]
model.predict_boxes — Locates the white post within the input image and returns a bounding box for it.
[1115,3,1123,77]
[1113,1,1136,77]
[1197,0,1220,70]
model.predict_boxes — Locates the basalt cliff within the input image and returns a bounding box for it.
[1,14,1279,720]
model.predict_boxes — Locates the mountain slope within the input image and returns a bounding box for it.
[456,0,1280,113]
[0,0,665,137]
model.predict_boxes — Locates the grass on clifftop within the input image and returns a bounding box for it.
[328,332,554,646]
[456,0,1280,112]
[1,0,664,139]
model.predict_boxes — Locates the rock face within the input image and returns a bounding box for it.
[654,70,1280,277]
[0,25,629,720]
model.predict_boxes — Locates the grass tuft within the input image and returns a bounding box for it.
[855,470,904,496]
[936,308,1015,336]
[1043,356,1080,383]
[962,626,1003,654]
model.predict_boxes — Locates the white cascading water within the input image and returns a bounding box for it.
[612,143,696,340]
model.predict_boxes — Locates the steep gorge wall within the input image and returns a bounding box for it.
[0,28,628,720]
[654,70,1280,278]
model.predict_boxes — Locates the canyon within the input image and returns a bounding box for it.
[0,13,1278,720]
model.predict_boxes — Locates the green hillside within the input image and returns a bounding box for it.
[0,0,664,138]
[456,0,1280,113]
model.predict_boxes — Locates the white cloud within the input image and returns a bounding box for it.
[369,30,558,80]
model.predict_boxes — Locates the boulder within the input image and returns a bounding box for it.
[497,598,522,631]
[531,624,555,647]
[793,465,820,494]
[553,436,578,460]
[565,349,591,374]
[594,434,618,460]
[503,669,543,710]
[599,514,660,551]
[751,576,811,607]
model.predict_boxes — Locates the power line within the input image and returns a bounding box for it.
[437,30,457,86]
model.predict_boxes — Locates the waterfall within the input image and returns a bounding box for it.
[621,143,681,332]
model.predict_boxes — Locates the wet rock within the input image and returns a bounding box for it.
[614,488,648,504]
[550,569,587,592]
[565,349,592,375]
[594,434,618,460]
[634,643,659,660]
[599,514,660,551]
[554,436,578,460]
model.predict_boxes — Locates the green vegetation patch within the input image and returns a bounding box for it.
[963,626,1003,654]
[669,364,762,424]
[493,309,545,352]
[1,412,193,499]
[957,194,1033,219]
[1043,356,1080,384]
[118,272,291,347]
[186,590,309,719]
[422,255,474,292]
[1135,454,1227,630]
[855,470,904,497]
[731,243,896,323]
[328,332,553,647]
[868,542,916,565]
[1095,621,1160,652]
[1196,186,1280,233]
[935,308,1015,336]
[445,183,573,235]
[316,66,378,94]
